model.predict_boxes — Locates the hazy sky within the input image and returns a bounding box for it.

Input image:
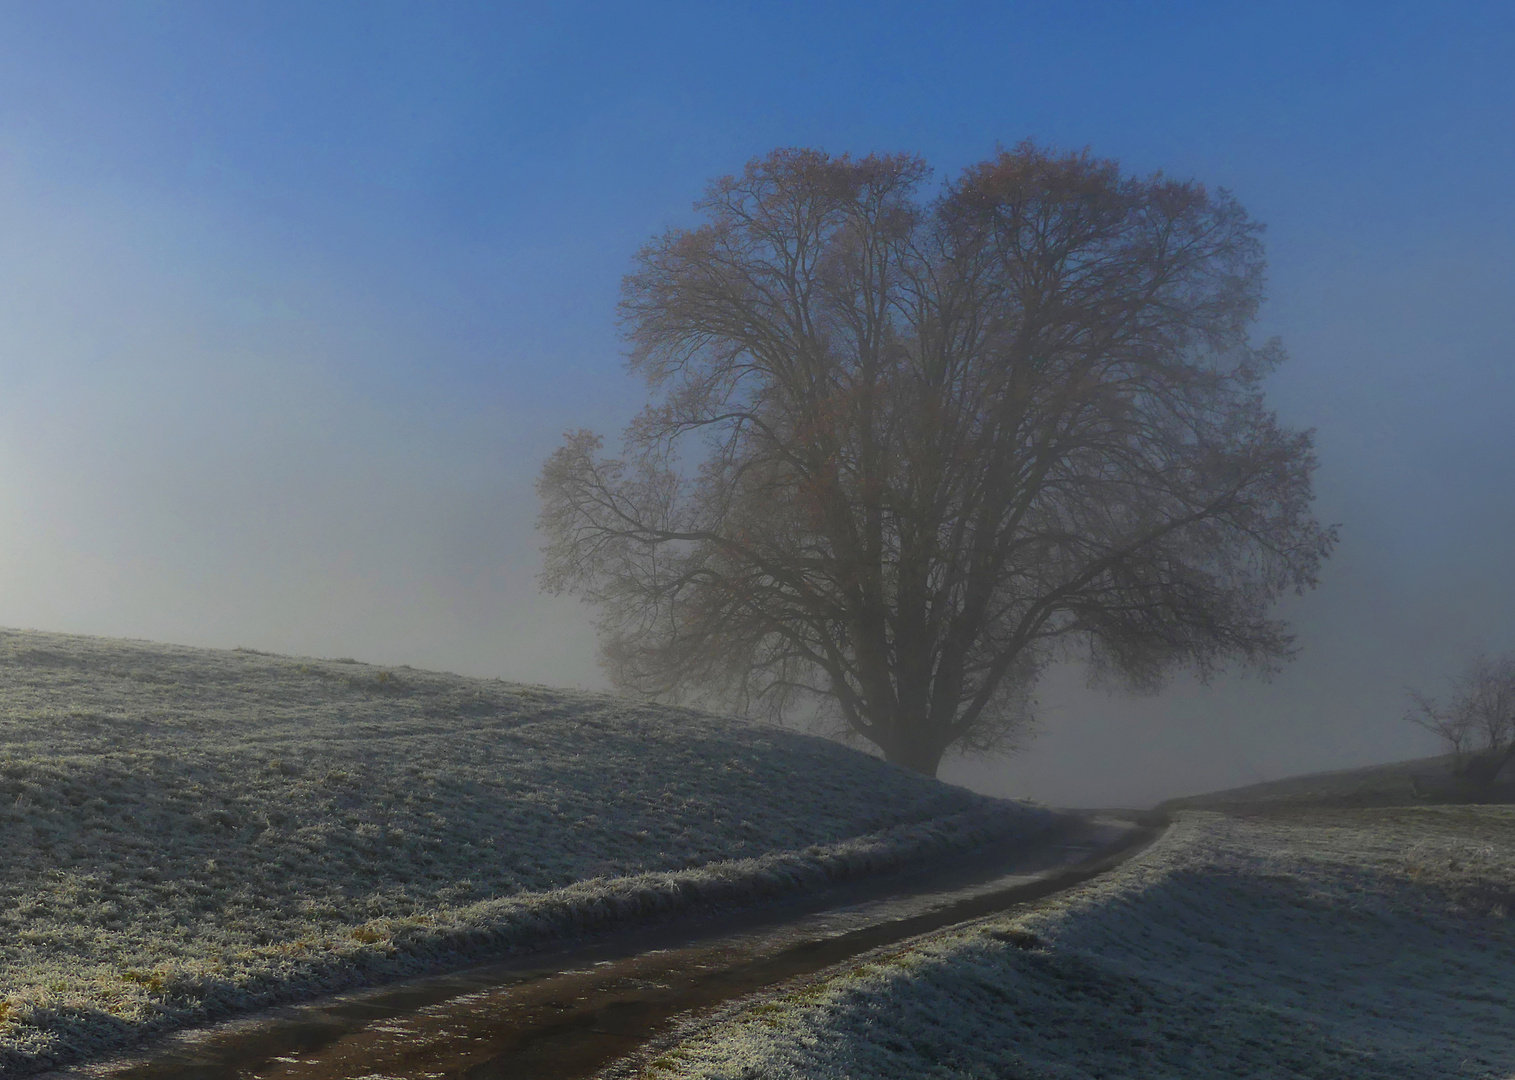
[1,1,1511,807]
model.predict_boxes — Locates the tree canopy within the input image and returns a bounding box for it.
[539,144,1335,775]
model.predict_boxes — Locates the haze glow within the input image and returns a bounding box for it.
[1,2,1511,806]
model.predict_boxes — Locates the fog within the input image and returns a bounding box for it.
[1,3,1510,807]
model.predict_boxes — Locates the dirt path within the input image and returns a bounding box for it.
[50,814,1161,1080]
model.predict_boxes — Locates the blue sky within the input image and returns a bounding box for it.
[0,1,1511,805]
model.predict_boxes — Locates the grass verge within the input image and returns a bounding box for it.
[643,806,1515,1079]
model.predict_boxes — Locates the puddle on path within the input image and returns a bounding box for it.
[51,815,1157,1080]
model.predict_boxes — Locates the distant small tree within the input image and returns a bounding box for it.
[1407,652,1515,794]
[539,144,1336,776]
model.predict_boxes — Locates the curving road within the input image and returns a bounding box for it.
[50,813,1161,1080]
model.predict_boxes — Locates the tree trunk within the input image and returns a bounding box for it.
[882,731,946,777]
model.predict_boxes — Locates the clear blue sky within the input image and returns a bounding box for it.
[0,1,1511,805]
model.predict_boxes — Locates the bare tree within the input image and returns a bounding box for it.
[1408,652,1515,794]
[539,145,1335,776]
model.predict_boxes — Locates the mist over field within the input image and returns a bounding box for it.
[0,2,1511,807]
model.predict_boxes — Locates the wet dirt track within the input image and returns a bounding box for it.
[51,814,1159,1080]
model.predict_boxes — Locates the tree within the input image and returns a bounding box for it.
[1407,652,1515,794]
[538,145,1336,776]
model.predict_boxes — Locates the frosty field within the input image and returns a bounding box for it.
[646,806,1515,1079]
[0,628,1046,1074]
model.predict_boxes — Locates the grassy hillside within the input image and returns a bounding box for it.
[647,806,1515,1079]
[0,628,1046,1074]
[1162,753,1514,812]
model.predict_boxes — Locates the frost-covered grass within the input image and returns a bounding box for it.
[0,628,1045,1074]
[1164,752,1508,811]
[649,807,1515,1079]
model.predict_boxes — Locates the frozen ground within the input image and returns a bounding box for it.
[0,628,1046,1074]
[647,807,1515,1079]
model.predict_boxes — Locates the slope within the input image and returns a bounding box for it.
[0,628,1045,1073]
